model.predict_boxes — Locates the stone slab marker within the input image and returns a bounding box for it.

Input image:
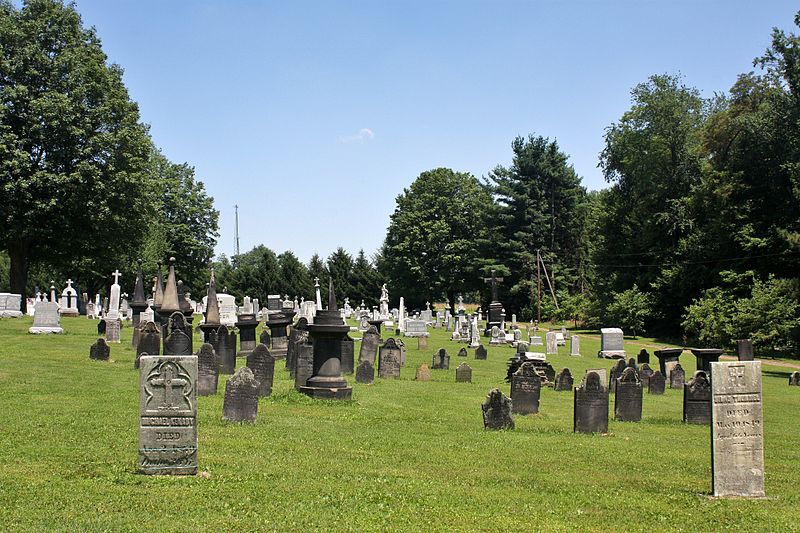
[545,331,558,355]
[648,371,666,394]
[511,362,541,414]
[341,335,355,374]
[294,342,314,390]
[638,363,654,388]
[222,367,259,423]
[417,336,428,350]
[246,344,275,397]
[105,318,121,343]
[135,321,161,369]
[574,371,608,434]
[790,371,800,386]
[669,363,685,389]
[89,338,110,361]
[196,343,219,396]
[139,355,197,475]
[554,368,573,391]
[614,367,642,422]
[683,370,711,424]
[482,388,514,430]
[356,359,374,384]
[377,338,401,379]
[736,339,754,361]
[570,335,580,356]
[710,361,764,497]
[475,345,487,360]
[455,362,472,383]
[432,348,449,370]
[609,359,627,394]
[359,326,380,365]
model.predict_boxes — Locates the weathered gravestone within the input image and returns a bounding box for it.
[482,388,514,430]
[669,363,685,389]
[638,363,654,388]
[259,329,271,348]
[511,362,541,414]
[585,368,608,391]
[458,347,468,358]
[359,326,380,365]
[356,359,374,384]
[378,338,401,379]
[475,345,487,360]
[638,349,650,365]
[246,344,275,397]
[455,362,472,383]
[554,368,573,391]
[222,366,259,423]
[609,359,627,394]
[683,370,711,425]
[209,325,236,374]
[138,355,197,475]
[89,338,110,361]
[432,348,450,370]
[417,336,428,350]
[598,327,625,359]
[415,363,431,381]
[614,367,642,422]
[545,331,558,355]
[294,341,314,390]
[29,301,63,334]
[627,358,637,370]
[340,334,355,374]
[196,343,219,396]
[164,313,192,355]
[710,361,764,497]
[570,335,580,356]
[105,317,121,343]
[0,293,23,318]
[97,319,107,336]
[135,321,161,369]
[543,362,556,384]
[648,371,666,394]
[574,371,608,434]
[737,339,754,362]
[790,371,800,386]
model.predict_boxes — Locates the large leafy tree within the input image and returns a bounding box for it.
[326,247,354,307]
[277,251,313,301]
[381,168,492,309]
[0,0,154,308]
[351,248,381,307]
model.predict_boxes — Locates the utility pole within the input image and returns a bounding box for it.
[536,249,541,324]
[234,204,240,257]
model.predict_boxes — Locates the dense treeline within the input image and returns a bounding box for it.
[382,15,800,357]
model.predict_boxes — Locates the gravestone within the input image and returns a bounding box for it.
[259,329,271,348]
[458,347,467,358]
[89,338,110,361]
[356,359,374,384]
[138,355,197,475]
[638,349,650,365]
[529,336,543,346]
[415,364,431,381]
[736,339,754,362]
[396,338,406,366]
[627,358,637,370]
[585,368,608,391]
[638,363,654,388]
[614,367,642,422]
[710,361,764,497]
[0,293,23,318]
[196,343,219,396]
[29,301,63,334]
[222,367,259,423]
[105,317,121,343]
[135,321,161,369]
[97,319,107,336]
[545,331,557,355]
[404,319,428,337]
[378,338,401,379]
[341,335,355,374]
[432,348,450,370]
[482,388,514,430]
[554,368,573,391]
[669,363,685,389]
[210,325,236,374]
[598,327,625,359]
[790,371,800,386]
[648,371,666,394]
[683,370,711,425]
[164,313,192,355]
[609,359,627,394]
[574,371,608,434]
[511,362,541,414]
[294,341,314,390]
[359,326,380,365]
[417,336,428,350]
[246,344,275,397]
[475,345,487,360]
[570,335,580,356]
[543,362,556,384]
[455,362,472,383]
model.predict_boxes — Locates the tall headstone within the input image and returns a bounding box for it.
[196,343,219,396]
[359,326,381,365]
[482,388,514,430]
[609,359,627,394]
[294,341,314,390]
[455,362,472,383]
[574,371,608,434]
[246,344,275,398]
[710,361,764,497]
[545,331,558,355]
[377,338,401,379]
[511,362,541,414]
[554,368,573,391]
[89,338,110,361]
[209,325,236,374]
[136,321,161,369]
[138,355,197,475]
[570,335,580,356]
[355,359,374,384]
[648,371,666,394]
[222,367,259,423]
[598,328,625,359]
[341,334,355,374]
[669,363,685,389]
[683,370,711,425]
[614,367,642,422]
[736,339,754,362]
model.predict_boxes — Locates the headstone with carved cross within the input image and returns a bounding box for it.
[138,355,197,475]
[482,269,505,336]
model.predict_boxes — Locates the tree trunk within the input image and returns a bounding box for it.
[8,240,30,312]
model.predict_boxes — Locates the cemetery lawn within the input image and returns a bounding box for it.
[1,318,798,532]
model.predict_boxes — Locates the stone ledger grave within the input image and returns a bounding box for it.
[710,361,764,498]
[138,355,197,475]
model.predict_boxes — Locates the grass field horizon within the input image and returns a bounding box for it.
[0,315,797,532]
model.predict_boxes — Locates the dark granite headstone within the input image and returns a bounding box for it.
[737,339,754,361]
[638,363,654,388]
[669,363,685,389]
[341,335,355,374]
[648,370,666,394]
[294,341,314,390]
[89,337,110,361]
[574,371,608,434]
[356,359,375,384]
[259,329,271,348]
[609,359,627,394]
[458,347,468,357]
[683,370,711,424]
[543,363,556,384]
[554,368,573,391]
[196,343,219,396]
[378,338,401,379]
[614,367,642,422]
[637,349,650,365]
[475,344,487,360]
[135,321,161,369]
[165,312,193,354]
[511,362,541,414]
[359,325,380,365]
[432,348,450,370]
[455,362,472,383]
[222,367,259,423]
[627,358,637,370]
[790,371,800,386]
[97,319,107,336]
[482,388,514,430]
[246,343,275,397]
[210,325,236,374]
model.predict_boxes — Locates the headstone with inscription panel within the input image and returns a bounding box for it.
[683,370,711,425]
[196,343,219,396]
[246,343,275,397]
[574,371,608,434]
[554,368,573,391]
[455,362,472,383]
[511,362,541,414]
[669,363,685,389]
[614,367,642,422]
[378,338,401,379]
[648,371,666,394]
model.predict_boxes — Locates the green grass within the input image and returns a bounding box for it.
[0,316,798,532]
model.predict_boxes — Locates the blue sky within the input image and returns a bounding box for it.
[69,0,798,262]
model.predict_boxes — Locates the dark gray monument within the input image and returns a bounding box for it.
[341,334,355,374]
[164,312,192,356]
[554,368,573,391]
[638,363,654,388]
[482,388,514,430]
[89,337,110,361]
[294,341,314,391]
[246,343,275,398]
[691,348,724,372]
[129,260,149,348]
[359,325,381,365]
[135,321,161,369]
[609,359,627,394]
[378,338,401,379]
[683,370,711,425]
[356,359,375,384]
[432,348,450,370]
[736,339,754,361]
[196,343,218,396]
[458,347,468,357]
[475,345,487,360]
[209,325,236,374]
[653,348,682,377]
[648,370,666,394]
[574,371,608,434]
[265,311,294,359]
[259,329,271,348]
[138,355,197,475]
[235,312,259,358]
[287,317,309,376]
[482,269,505,336]
[455,362,472,383]
[222,367,259,423]
[511,362,541,414]
[637,348,650,365]
[614,367,642,422]
[710,361,764,497]
[669,363,685,389]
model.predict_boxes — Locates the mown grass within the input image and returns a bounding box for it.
[0,316,797,532]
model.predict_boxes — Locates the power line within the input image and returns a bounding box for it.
[590,250,799,269]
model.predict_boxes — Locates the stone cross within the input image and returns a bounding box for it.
[112,269,121,285]
[147,363,188,409]
[483,269,504,302]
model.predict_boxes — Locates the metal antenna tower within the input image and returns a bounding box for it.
[234,204,240,257]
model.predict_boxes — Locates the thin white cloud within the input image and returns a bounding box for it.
[339,128,375,144]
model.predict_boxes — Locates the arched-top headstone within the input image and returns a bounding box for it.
[638,363,654,387]
[164,327,192,356]
[554,368,573,391]
[356,359,374,384]
[475,345,487,360]
[458,347,468,357]
[511,362,541,414]
[683,370,711,424]
[455,362,472,383]
[136,321,161,368]
[574,371,608,433]
[196,342,219,396]
[433,348,450,370]
[609,358,627,394]
[89,337,110,361]
[415,363,431,381]
[669,363,685,389]
[648,370,666,394]
[359,325,381,365]
[246,343,275,397]
[222,366,259,423]
[614,367,642,422]
[482,388,514,430]
[378,338,401,379]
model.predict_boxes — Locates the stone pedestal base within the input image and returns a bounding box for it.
[59,309,80,317]
[28,326,63,334]
[298,385,352,400]
[0,310,23,318]
[598,350,626,359]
